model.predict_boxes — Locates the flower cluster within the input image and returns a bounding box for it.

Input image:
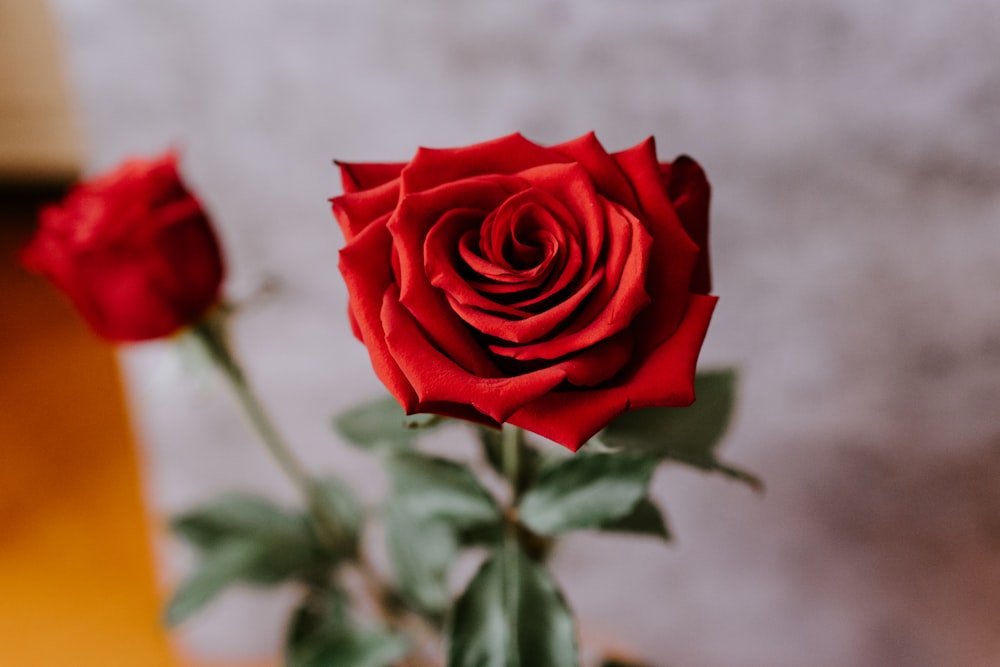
[21,135,748,667]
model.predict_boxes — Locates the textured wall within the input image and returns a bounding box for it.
[52,1,1000,665]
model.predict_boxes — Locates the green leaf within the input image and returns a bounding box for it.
[164,541,267,626]
[477,426,542,496]
[598,498,671,540]
[286,587,351,664]
[388,452,502,528]
[293,628,410,667]
[517,453,658,536]
[447,540,577,667]
[600,369,761,489]
[383,452,503,616]
[385,505,458,614]
[457,521,506,549]
[286,588,410,667]
[170,495,329,580]
[310,477,363,559]
[170,493,307,552]
[166,495,339,625]
[333,395,440,450]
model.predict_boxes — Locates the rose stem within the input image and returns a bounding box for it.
[190,317,440,655]
[189,317,342,548]
[500,424,522,658]
[501,423,521,502]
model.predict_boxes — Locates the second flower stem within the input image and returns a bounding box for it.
[191,317,440,662]
[191,319,341,547]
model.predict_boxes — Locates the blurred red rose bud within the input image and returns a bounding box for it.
[21,152,225,342]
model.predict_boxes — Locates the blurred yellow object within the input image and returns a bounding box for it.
[0,215,271,665]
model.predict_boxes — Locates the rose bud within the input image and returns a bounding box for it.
[332,133,717,451]
[21,152,225,342]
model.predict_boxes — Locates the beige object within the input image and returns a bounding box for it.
[0,0,82,183]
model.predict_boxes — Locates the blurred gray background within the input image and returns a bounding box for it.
[51,1,1000,665]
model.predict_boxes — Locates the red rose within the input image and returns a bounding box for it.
[21,152,224,342]
[333,133,716,451]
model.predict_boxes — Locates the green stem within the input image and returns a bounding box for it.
[191,319,341,547]
[500,424,522,663]
[501,423,521,502]
[502,532,520,665]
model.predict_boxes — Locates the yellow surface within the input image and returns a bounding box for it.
[0,219,269,666]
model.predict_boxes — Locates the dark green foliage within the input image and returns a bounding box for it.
[601,369,761,489]
[517,453,659,536]
[447,540,578,667]
[334,395,442,450]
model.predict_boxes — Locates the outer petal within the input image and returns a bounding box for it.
[338,222,418,408]
[59,248,187,340]
[144,214,225,324]
[660,155,712,294]
[613,138,699,354]
[400,133,567,195]
[331,181,399,242]
[335,161,406,194]
[508,294,717,450]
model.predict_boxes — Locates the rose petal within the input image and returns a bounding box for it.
[426,209,541,318]
[400,133,567,195]
[67,249,190,340]
[448,269,604,343]
[508,293,718,450]
[430,187,585,317]
[335,161,406,194]
[425,208,534,319]
[551,131,641,213]
[551,331,634,387]
[661,155,712,294]
[613,137,699,353]
[391,177,521,375]
[391,176,525,272]
[381,285,568,423]
[331,180,400,241]
[461,215,568,295]
[338,222,419,408]
[514,163,605,278]
[489,199,651,361]
[149,216,225,312]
